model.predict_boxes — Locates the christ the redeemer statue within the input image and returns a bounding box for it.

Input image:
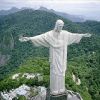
[19,19,91,95]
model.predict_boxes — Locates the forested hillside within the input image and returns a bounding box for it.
[0,9,100,100]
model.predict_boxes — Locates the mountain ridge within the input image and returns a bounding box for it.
[0,7,85,22]
[0,9,100,100]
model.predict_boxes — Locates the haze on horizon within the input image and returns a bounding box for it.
[0,0,100,21]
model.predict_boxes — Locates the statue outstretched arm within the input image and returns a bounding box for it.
[67,32,91,45]
[19,33,50,47]
[19,36,30,42]
[82,33,91,37]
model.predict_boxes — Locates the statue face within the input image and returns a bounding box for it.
[54,19,64,33]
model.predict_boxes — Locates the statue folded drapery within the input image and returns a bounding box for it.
[19,19,91,95]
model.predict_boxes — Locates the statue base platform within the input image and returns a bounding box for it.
[46,88,82,100]
[30,87,83,100]
[50,93,67,100]
[46,88,67,100]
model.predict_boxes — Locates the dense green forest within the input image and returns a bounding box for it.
[0,9,100,100]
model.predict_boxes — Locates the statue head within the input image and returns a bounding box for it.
[54,19,64,33]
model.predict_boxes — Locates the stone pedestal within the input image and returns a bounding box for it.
[50,93,67,100]
[46,88,67,100]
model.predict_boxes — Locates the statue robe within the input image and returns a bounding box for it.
[30,30,84,94]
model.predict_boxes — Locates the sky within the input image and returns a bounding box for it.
[0,0,100,21]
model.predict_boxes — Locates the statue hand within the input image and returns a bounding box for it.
[19,36,30,42]
[84,33,92,37]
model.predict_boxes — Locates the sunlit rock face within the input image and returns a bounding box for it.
[72,73,81,85]
[0,53,10,66]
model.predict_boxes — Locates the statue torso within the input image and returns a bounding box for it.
[49,30,68,76]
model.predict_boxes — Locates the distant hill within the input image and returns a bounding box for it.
[0,7,31,16]
[0,7,20,15]
[0,7,85,22]
[39,6,85,22]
